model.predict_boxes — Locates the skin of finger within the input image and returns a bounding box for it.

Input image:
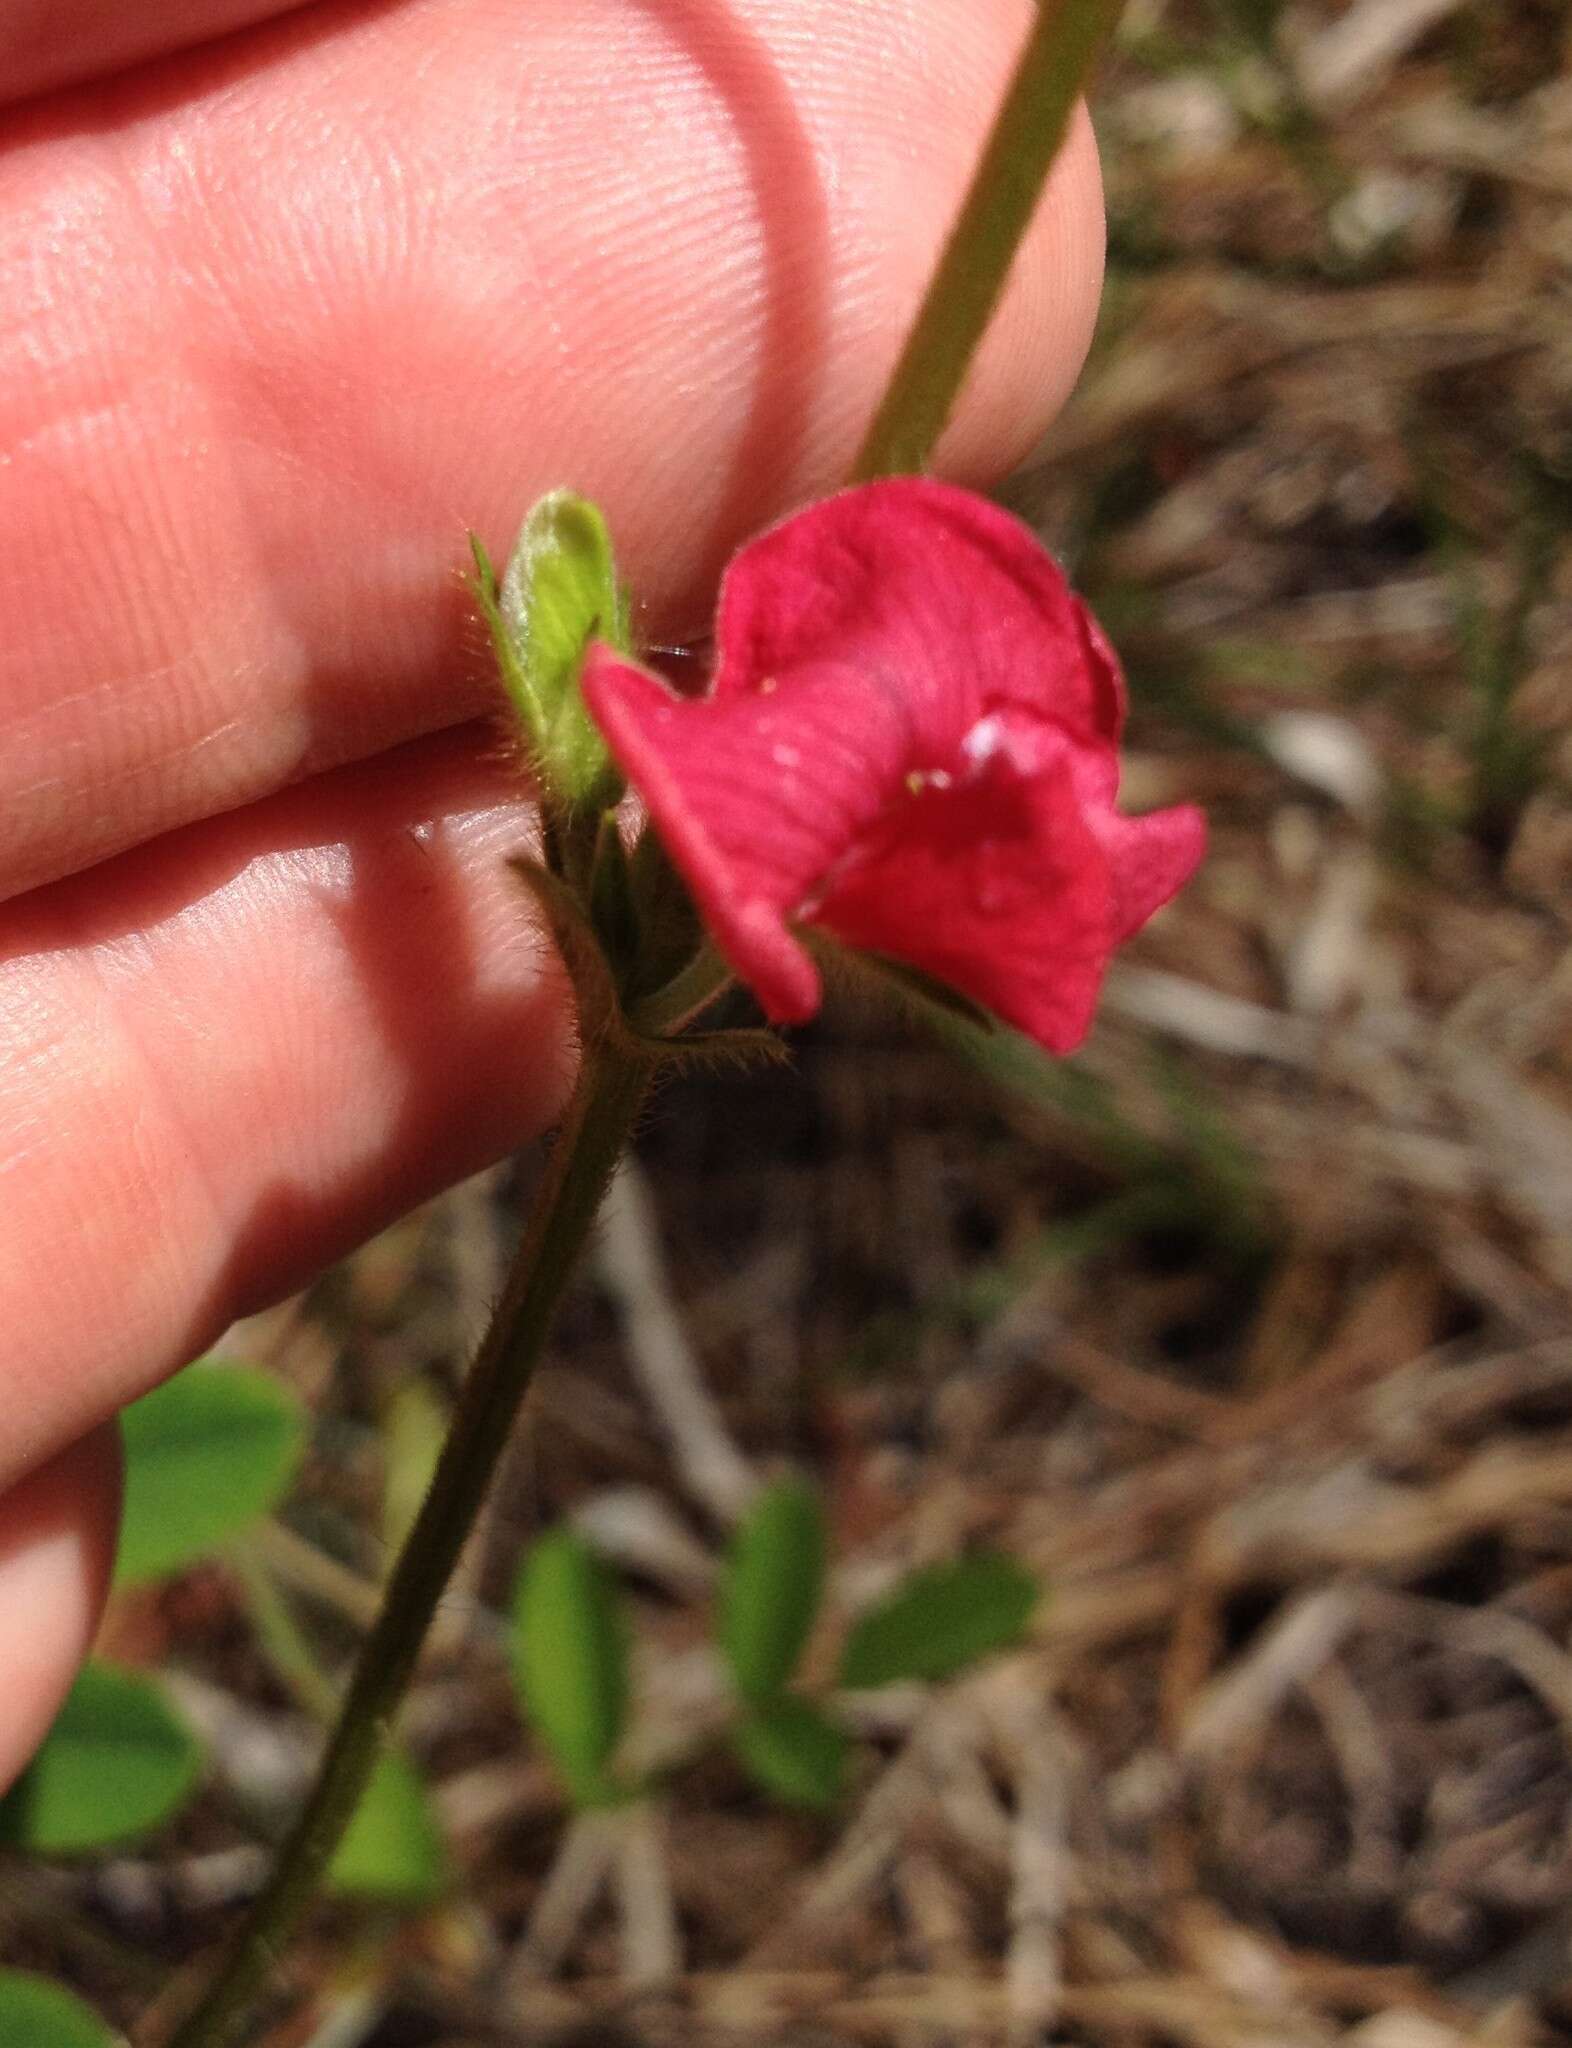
[0,0,301,107]
[0,1425,122,1795]
[0,727,576,1498]
[0,0,1104,903]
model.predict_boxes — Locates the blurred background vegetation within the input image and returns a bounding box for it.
[5,1,1571,2041]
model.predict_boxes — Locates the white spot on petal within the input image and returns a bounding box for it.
[962,714,1007,768]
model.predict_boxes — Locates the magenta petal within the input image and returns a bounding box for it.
[1091,802,1208,944]
[580,479,1205,1054]
[1069,596,1130,803]
[581,645,902,1021]
[711,479,1121,761]
[812,752,1116,1054]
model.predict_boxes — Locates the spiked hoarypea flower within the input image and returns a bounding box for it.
[582,479,1204,1054]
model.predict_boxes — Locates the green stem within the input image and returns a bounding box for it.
[628,941,734,1038]
[161,1039,658,2048]
[852,0,1127,482]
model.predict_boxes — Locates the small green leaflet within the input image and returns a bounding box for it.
[0,1662,202,1855]
[733,1696,846,1812]
[838,1551,1040,1690]
[115,1358,305,1586]
[718,1476,826,1706]
[327,1748,448,1907]
[511,1528,630,1808]
[0,1972,118,2047]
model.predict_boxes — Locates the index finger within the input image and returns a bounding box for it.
[0,0,1103,902]
[1,0,298,105]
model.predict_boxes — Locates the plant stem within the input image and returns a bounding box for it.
[161,1039,658,2048]
[628,941,734,1038]
[852,0,1128,482]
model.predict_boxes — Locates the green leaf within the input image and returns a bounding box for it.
[511,1528,630,1808]
[327,1748,448,1907]
[475,491,628,805]
[115,1358,306,1586]
[0,1662,202,1854]
[718,1477,826,1705]
[732,1697,846,1812]
[838,1552,1040,1690]
[0,1972,117,2047]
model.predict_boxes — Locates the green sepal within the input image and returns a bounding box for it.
[470,534,533,727]
[624,830,705,1003]
[588,810,639,978]
[472,491,630,809]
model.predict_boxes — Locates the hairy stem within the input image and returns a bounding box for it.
[161,1039,657,2048]
[853,0,1127,482]
[628,941,734,1038]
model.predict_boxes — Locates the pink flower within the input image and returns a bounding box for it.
[582,480,1203,1053]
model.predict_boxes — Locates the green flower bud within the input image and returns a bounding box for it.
[472,489,630,809]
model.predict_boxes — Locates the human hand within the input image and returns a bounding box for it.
[0,0,1104,1785]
